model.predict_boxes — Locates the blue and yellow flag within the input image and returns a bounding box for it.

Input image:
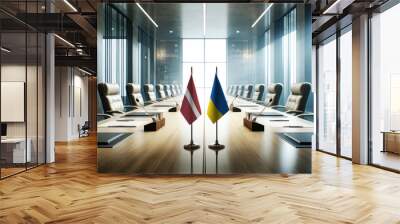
[207,69,229,123]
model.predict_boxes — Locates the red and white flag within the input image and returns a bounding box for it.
[180,68,201,124]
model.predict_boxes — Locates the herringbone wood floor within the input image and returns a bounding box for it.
[1,135,400,224]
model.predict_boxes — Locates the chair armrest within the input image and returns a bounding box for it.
[255,100,266,105]
[124,105,137,112]
[271,105,285,108]
[296,113,313,117]
[124,105,137,109]
[286,110,304,115]
[106,110,123,115]
[97,114,112,121]
[296,113,314,121]
[271,105,286,112]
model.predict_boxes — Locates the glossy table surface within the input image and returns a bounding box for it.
[97,97,313,174]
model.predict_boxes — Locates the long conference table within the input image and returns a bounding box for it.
[97,95,313,174]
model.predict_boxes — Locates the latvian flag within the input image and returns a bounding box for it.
[180,69,202,124]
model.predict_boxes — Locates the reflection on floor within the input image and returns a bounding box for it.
[0,167,25,178]
[373,151,400,171]
[0,162,43,179]
[0,135,400,223]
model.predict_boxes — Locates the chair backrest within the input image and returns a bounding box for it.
[265,83,283,106]
[230,85,235,95]
[156,84,166,99]
[97,83,124,113]
[175,84,181,95]
[285,82,311,112]
[164,84,172,97]
[227,86,232,95]
[232,85,239,96]
[144,84,157,101]
[126,83,144,106]
[239,85,245,97]
[243,84,253,99]
[252,84,265,101]
[170,84,177,97]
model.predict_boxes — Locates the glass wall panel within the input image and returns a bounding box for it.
[264,30,271,87]
[1,31,28,177]
[0,2,46,179]
[227,39,251,86]
[317,36,337,154]
[156,39,181,85]
[138,28,155,92]
[27,31,38,169]
[102,4,130,100]
[339,28,352,158]
[38,32,46,165]
[371,3,400,171]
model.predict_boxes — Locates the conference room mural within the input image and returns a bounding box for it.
[97,3,313,174]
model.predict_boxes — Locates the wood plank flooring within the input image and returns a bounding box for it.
[1,135,400,223]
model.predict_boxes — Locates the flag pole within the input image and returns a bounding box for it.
[190,124,194,144]
[184,66,200,151]
[208,66,225,151]
[215,120,218,145]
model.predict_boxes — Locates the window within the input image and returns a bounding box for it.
[317,36,337,155]
[265,30,271,86]
[182,39,227,93]
[102,4,130,98]
[339,28,352,158]
[283,9,297,98]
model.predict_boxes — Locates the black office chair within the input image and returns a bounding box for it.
[263,83,283,106]
[175,84,180,95]
[144,84,157,102]
[227,85,232,95]
[164,84,172,98]
[78,121,90,138]
[175,84,182,95]
[252,84,265,102]
[242,84,253,99]
[238,85,245,97]
[126,83,150,106]
[230,85,236,96]
[272,82,311,115]
[170,84,177,97]
[232,85,239,96]
[97,83,136,116]
[156,84,167,100]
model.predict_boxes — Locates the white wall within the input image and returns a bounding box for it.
[55,67,89,141]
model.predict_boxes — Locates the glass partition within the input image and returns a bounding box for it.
[0,31,28,177]
[0,4,46,179]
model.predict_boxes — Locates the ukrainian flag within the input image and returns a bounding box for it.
[207,70,229,123]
